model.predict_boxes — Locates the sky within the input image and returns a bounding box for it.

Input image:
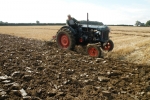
[0,0,150,25]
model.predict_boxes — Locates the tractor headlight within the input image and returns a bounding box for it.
[96,31,101,35]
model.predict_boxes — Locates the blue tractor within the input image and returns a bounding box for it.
[55,14,114,57]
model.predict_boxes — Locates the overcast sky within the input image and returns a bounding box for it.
[0,0,150,25]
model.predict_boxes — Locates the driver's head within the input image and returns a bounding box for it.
[67,14,72,20]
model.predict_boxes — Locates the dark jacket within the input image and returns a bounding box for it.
[66,18,79,26]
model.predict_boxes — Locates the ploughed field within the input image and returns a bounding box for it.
[0,33,150,99]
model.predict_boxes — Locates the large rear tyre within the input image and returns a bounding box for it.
[56,28,75,50]
[102,39,114,52]
[86,45,101,57]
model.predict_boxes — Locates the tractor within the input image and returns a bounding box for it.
[54,13,114,57]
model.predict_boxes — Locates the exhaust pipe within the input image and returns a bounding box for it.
[87,13,89,32]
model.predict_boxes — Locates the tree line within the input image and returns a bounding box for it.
[1,20,150,26]
[0,21,66,26]
[0,20,104,26]
[135,20,150,26]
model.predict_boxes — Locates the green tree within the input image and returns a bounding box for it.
[36,20,40,24]
[146,20,150,26]
[135,21,141,26]
[0,21,3,23]
[140,23,145,26]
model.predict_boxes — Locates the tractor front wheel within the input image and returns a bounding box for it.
[102,39,114,52]
[86,45,101,57]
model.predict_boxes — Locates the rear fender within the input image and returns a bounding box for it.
[59,26,76,35]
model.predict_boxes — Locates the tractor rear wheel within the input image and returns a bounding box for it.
[86,44,101,57]
[56,28,75,50]
[102,39,114,51]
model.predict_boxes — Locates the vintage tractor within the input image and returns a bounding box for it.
[54,13,114,57]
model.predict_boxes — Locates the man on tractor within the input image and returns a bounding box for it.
[66,14,79,29]
[66,14,82,35]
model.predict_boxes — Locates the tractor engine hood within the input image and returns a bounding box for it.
[81,24,110,31]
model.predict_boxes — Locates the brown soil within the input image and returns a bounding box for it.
[0,34,150,100]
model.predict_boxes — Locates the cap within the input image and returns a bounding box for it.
[68,14,71,17]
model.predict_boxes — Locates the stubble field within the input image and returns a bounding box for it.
[0,26,150,99]
[108,26,150,65]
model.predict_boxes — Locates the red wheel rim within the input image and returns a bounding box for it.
[88,47,98,57]
[103,42,111,51]
[59,34,70,48]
